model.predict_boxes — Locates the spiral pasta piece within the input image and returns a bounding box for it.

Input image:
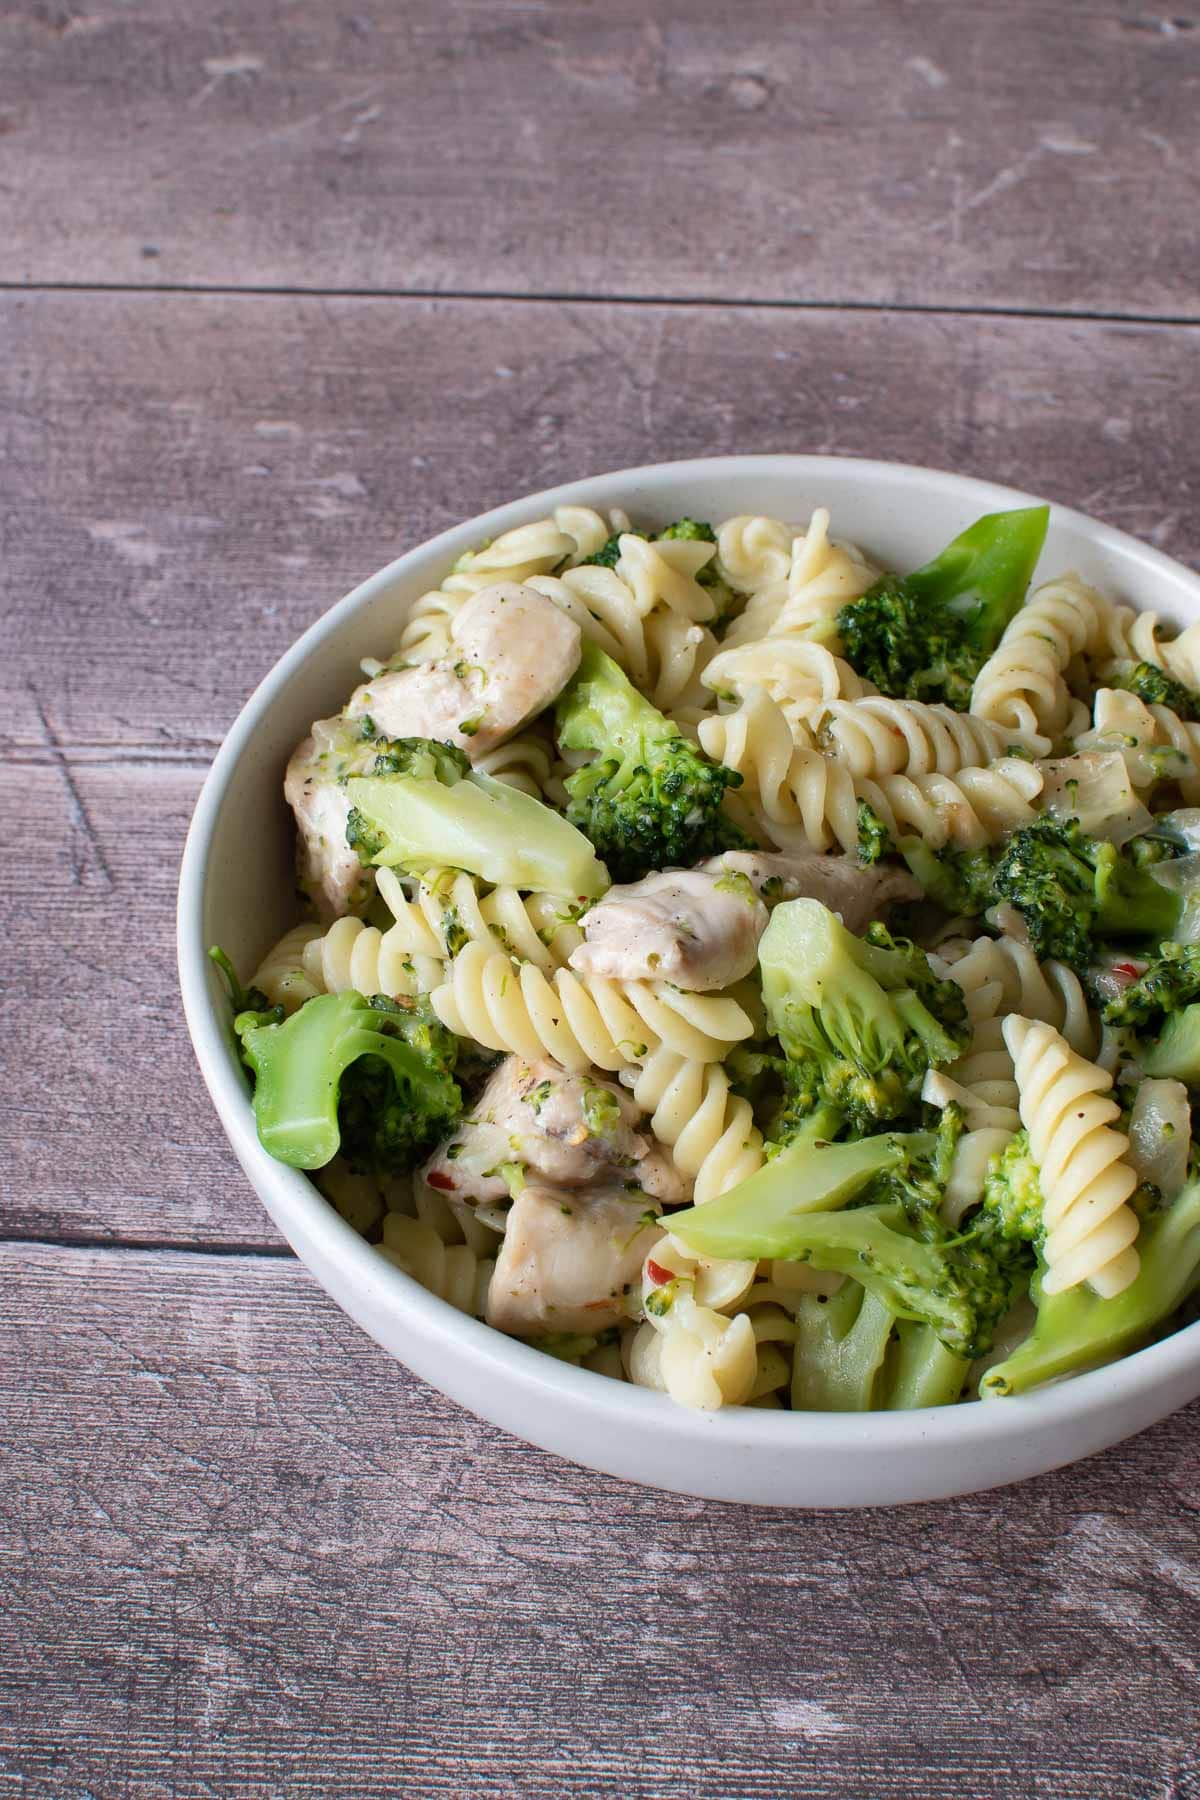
[301,913,441,1000]
[1002,1017,1141,1298]
[431,942,755,1075]
[929,936,1094,1131]
[720,508,878,649]
[701,638,874,733]
[378,1212,495,1317]
[614,533,719,623]
[1094,601,1200,690]
[819,696,1050,776]
[714,514,793,596]
[470,728,557,799]
[625,1047,765,1202]
[627,1235,758,1411]
[250,923,324,1012]
[701,687,1044,853]
[971,575,1109,738]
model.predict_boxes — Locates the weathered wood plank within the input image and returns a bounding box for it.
[3,291,1199,756]
[0,1239,1198,1799]
[0,1,1197,314]
[1,760,284,1247]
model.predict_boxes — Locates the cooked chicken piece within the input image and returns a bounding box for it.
[284,720,371,919]
[286,583,581,918]
[486,1183,663,1336]
[343,659,490,756]
[702,850,921,936]
[423,1055,688,1206]
[344,582,581,756]
[568,868,768,991]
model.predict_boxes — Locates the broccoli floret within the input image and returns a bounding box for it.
[1106,660,1200,722]
[1101,943,1200,1084]
[857,801,893,866]
[237,990,462,1173]
[343,733,608,899]
[659,517,716,544]
[1103,942,1200,1029]
[836,506,1049,707]
[977,1129,1044,1250]
[981,1178,1200,1396]
[555,643,750,881]
[669,1129,1024,1360]
[581,529,645,569]
[991,818,1182,970]
[900,839,1002,916]
[759,900,969,1133]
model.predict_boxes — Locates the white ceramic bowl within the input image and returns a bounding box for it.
[179,454,1200,1507]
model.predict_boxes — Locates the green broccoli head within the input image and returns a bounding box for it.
[836,505,1049,707]
[365,737,471,782]
[555,642,751,881]
[1105,660,1200,722]
[838,576,976,710]
[977,1129,1044,1251]
[992,818,1182,970]
[670,1129,1025,1361]
[834,507,1050,709]
[982,1176,1200,1396]
[343,733,608,899]
[582,530,641,569]
[1102,943,1200,1085]
[237,990,462,1174]
[900,838,1001,916]
[857,802,893,866]
[759,901,969,1134]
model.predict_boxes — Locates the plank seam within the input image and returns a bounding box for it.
[3,280,1200,329]
[0,1232,295,1261]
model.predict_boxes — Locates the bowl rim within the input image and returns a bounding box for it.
[178,450,1200,1462]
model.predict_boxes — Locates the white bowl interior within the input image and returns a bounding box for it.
[180,455,1200,1506]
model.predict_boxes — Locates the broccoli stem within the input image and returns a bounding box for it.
[885,1320,971,1409]
[1142,1005,1200,1083]
[668,1136,907,1260]
[981,1181,1200,1396]
[906,505,1050,649]
[791,1283,896,1412]
[345,766,608,899]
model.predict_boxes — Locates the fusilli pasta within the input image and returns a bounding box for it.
[431,941,756,1074]
[701,686,1044,854]
[1003,1016,1141,1298]
[819,695,1050,776]
[970,574,1105,739]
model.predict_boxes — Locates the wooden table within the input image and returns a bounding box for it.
[4,4,1199,1793]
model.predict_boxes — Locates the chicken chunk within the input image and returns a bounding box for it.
[486,1183,663,1337]
[286,583,581,918]
[423,1055,688,1206]
[284,720,372,919]
[568,869,768,991]
[344,582,581,756]
[702,850,921,936]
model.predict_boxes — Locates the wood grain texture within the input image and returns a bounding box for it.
[1,759,287,1249]
[1,1239,1199,1800]
[1,1,1198,313]
[3,291,1199,757]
